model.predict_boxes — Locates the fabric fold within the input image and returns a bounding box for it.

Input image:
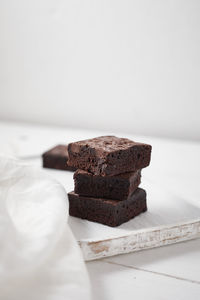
[0,155,91,300]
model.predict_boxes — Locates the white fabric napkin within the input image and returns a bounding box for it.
[0,155,91,300]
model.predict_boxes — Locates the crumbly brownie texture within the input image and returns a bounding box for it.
[74,169,141,200]
[42,145,76,171]
[68,188,147,227]
[68,136,151,176]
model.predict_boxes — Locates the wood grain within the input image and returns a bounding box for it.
[79,219,200,260]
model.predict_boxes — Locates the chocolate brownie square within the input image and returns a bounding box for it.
[68,136,151,176]
[68,188,147,227]
[74,169,141,200]
[42,145,76,171]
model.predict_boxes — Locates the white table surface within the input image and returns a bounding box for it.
[0,120,200,300]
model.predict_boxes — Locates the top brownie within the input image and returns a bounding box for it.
[68,136,152,176]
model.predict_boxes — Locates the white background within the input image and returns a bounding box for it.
[0,0,199,140]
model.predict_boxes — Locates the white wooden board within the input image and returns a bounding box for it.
[41,167,200,261]
[1,121,200,261]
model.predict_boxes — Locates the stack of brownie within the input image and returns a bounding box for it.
[67,136,152,227]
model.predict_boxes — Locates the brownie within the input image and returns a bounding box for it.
[42,145,76,171]
[68,188,147,227]
[74,169,141,200]
[68,136,151,176]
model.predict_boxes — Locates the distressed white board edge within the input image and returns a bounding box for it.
[78,219,200,261]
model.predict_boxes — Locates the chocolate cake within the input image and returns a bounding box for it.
[68,136,151,176]
[42,144,76,171]
[68,188,147,227]
[74,169,141,200]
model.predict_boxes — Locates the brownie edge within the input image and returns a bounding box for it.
[68,188,147,227]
